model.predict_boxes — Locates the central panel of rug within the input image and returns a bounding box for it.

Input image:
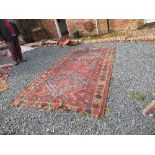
[12,48,115,117]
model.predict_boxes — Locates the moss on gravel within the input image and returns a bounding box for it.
[82,32,128,42]
[148,130,155,135]
[129,91,146,102]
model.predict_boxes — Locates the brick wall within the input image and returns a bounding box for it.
[39,19,59,39]
[97,19,108,34]
[108,19,144,32]
[15,19,145,42]
[66,19,97,37]
[137,19,144,29]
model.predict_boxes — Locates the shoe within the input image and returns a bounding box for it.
[13,61,20,66]
[19,59,27,62]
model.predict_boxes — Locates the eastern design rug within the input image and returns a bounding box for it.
[12,48,115,117]
[0,64,13,93]
[142,100,155,120]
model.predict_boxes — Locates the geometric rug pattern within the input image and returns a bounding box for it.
[12,48,115,117]
[142,100,155,120]
[0,64,13,93]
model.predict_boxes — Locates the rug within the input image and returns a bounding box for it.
[0,49,10,59]
[12,47,115,117]
[27,38,80,47]
[0,64,13,93]
[56,37,80,46]
[142,100,155,120]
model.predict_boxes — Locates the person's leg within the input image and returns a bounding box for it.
[6,39,19,65]
[14,37,25,62]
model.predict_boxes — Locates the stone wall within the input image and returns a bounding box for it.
[66,19,98,37]
[15,19,58,43]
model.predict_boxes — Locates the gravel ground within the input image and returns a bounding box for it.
[0,41,155,135]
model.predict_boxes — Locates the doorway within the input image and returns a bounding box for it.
[56,19,69,37]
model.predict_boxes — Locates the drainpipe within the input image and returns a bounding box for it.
[95,19,99,34]
[107,19,110,33]
[54,19,62,38]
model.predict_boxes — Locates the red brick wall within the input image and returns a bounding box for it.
[97,19,108,34]
[137,19,144,29]
[16,19,145,42]
[66,19,144,37]
[40,19,59,39]
[108,19,144,32]
[66,19,97,37]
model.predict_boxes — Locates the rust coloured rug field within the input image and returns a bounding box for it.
[0,64,13,93]
[12,48,115,117]
[142,100,155,120]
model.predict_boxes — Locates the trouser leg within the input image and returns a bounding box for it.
[6,39,18,62]
[14,37,23,61]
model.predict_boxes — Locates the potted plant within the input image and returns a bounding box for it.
[73,29,80,38]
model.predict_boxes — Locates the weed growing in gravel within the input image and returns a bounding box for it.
[82,32,126,42]
[106,106,113,113]
[90,127,98,134]
[148,130,155,135]
[129,91,146,102]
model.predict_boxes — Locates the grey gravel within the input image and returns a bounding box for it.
[0,41,155,135]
